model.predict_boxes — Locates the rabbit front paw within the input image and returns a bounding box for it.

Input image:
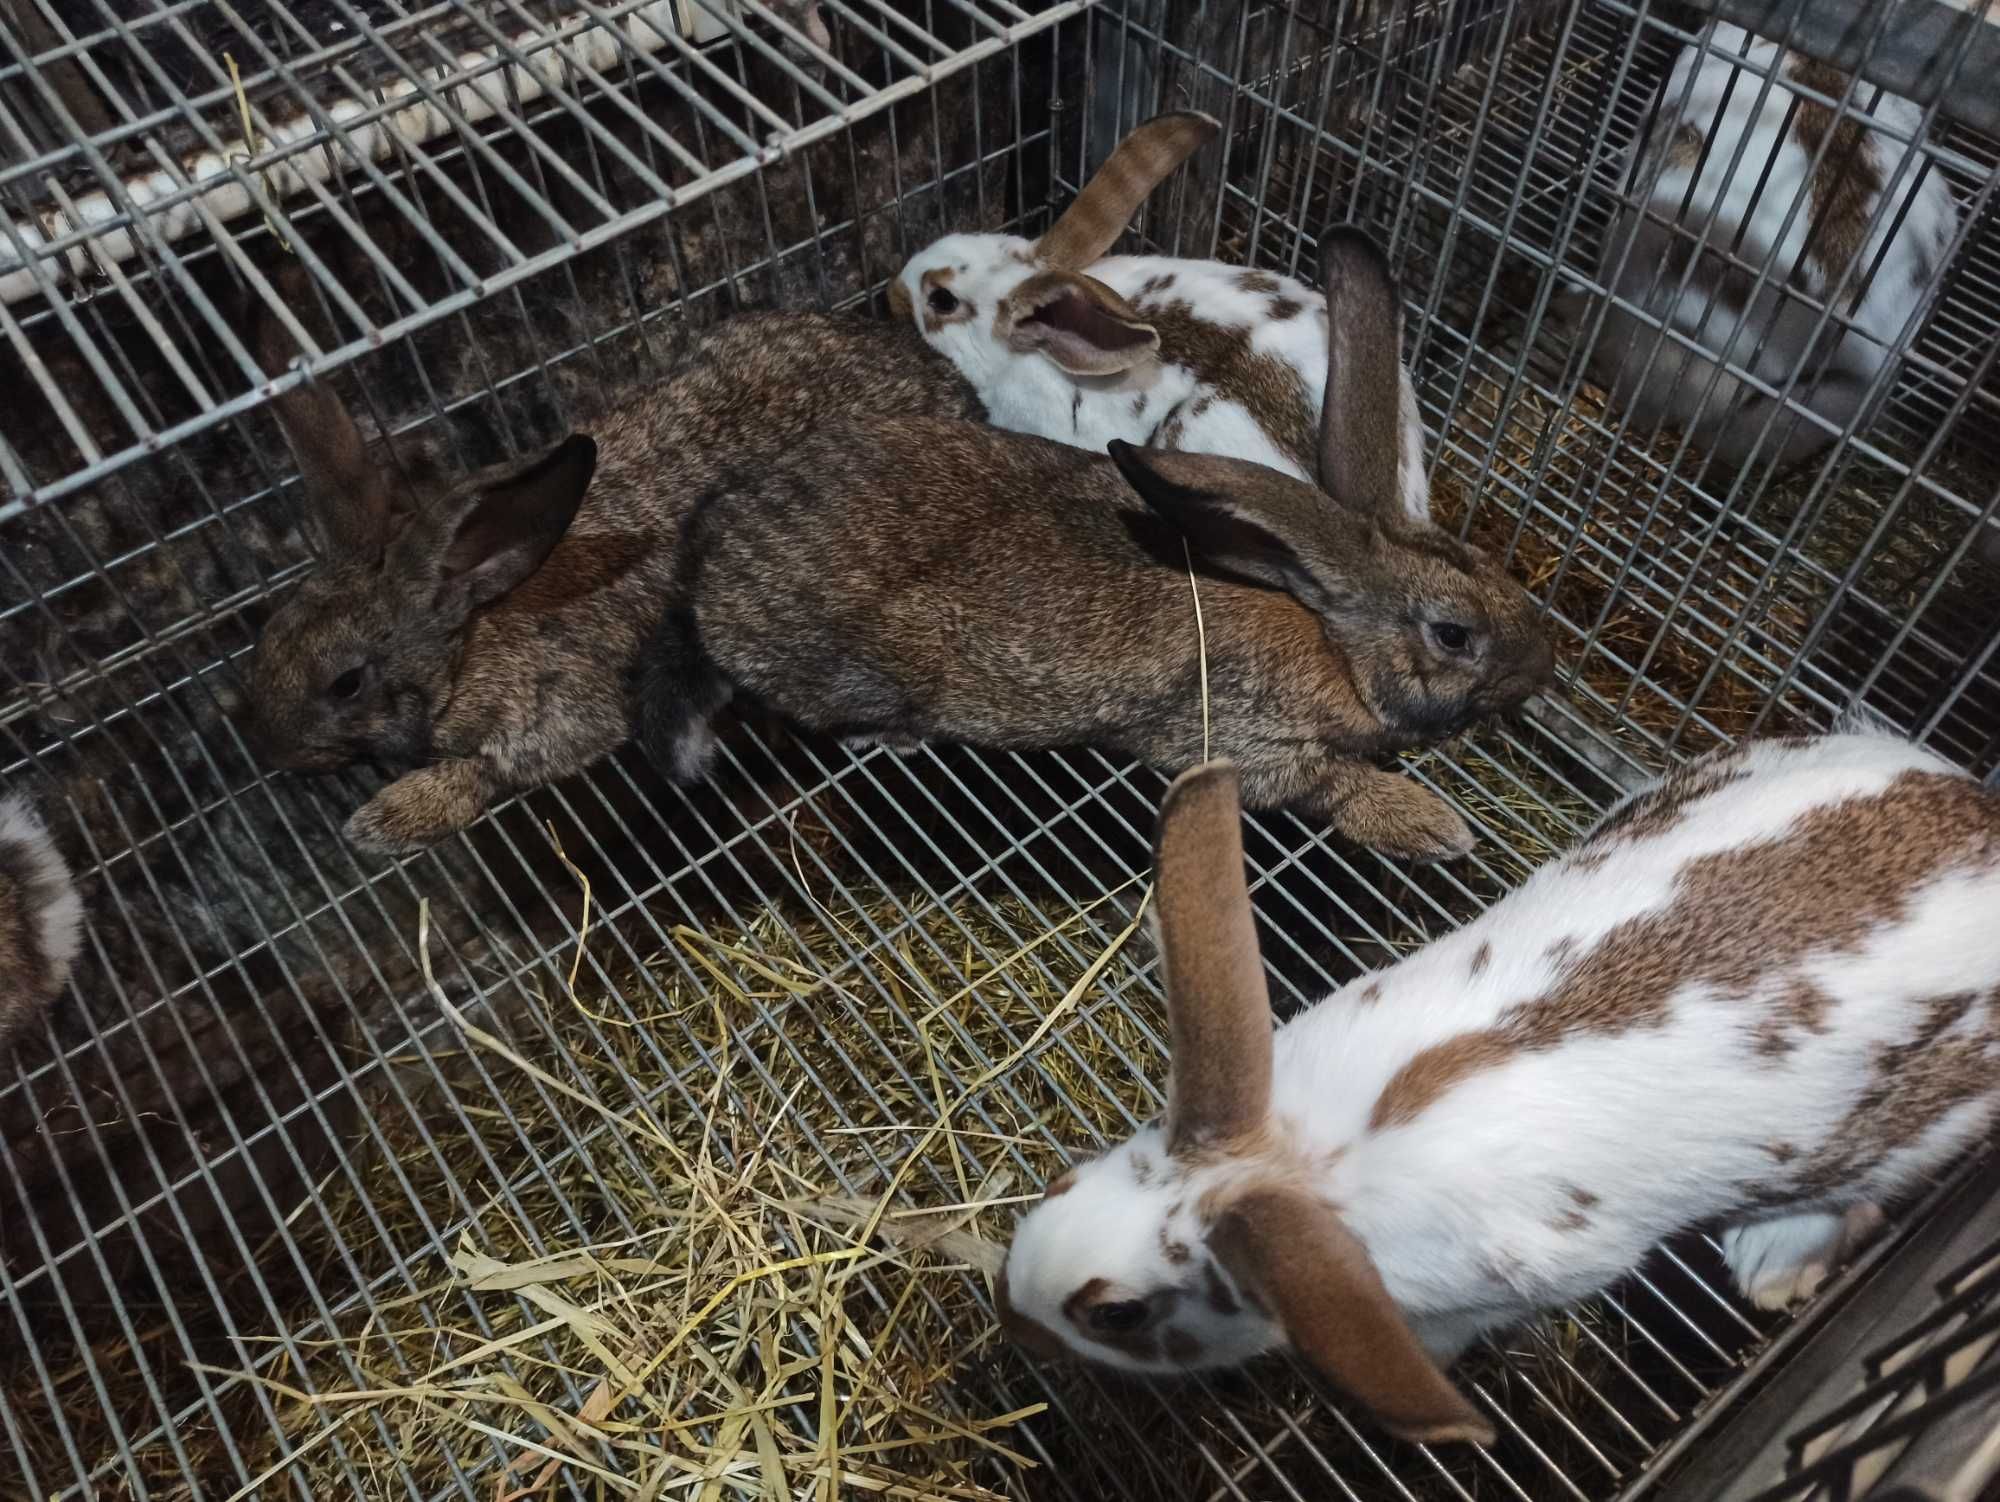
[1723,1204,1884,1310]
[344,760,496,855]
[1321,764,1475,862]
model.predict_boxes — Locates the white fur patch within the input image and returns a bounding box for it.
[1,794,83,999]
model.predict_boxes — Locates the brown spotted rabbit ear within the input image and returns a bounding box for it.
[1211,1186,1496,1448]
[1106,443,1364,617]
[1036,111,1221,270]
[1316,226,1407,521]
[1155,762,1274,1157]
[412,434,598,623]
[250,280,402,563]
[999,271,1159,376]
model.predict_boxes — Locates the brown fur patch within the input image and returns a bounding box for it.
[1371,768,2000,1132]
[1766,1141,1799,1163]
[1131,1154,1153,1185]
[1142,302,1318,476]
[1237,271,1281,294]
[1549,1208,1590,1233]
[1370,1029,1517,1130]
[1469,941,1492,977]
[1044,1167,1079,1198]
[1569,1186,1599,1209]
[1360,980,1383,1004]
[1161,1231,1191,1264]
[1783,55,1886,306]
[1269,297,1303,321]
[1794,987,1999,1195]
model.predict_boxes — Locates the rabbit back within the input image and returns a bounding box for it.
[1288,732,2000,1341]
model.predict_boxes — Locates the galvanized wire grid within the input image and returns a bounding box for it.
[3,0,2000,1497]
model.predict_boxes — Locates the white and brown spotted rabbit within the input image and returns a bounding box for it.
[1563,22,1960,469]
[888,112,1433,520]
[999,727,2000,1445]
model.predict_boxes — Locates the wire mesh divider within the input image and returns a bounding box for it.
[3,0,2000,1497]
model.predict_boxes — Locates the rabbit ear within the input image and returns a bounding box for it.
[1107,442,1364,615]
[248,278,405,563]
[419,435,598,621]
[1037,111,1221,270]
[1317,226,1408,521]
[1155,762,1274,1157]
[1001,271,1159,376]
[1210,1185,1496,1448]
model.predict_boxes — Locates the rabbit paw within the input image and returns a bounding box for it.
[1323,766,1475,862]
[1723,1204,1883,1310]
[344,760,495,855]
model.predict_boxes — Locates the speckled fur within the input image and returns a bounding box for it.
[248,312,984,854]
[642,415,1551,861]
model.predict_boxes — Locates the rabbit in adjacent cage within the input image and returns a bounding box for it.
[886,112,1435,523]
[1000,722,2000,1447]
[640,229,1555,863]
[1559,22,1961,472]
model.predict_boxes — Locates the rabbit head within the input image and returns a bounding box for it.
[887,111,1219,382]
[243,309,597,774]
[998,762,1494,1445]
[1109,229,1554,736]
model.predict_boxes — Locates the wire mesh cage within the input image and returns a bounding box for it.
[3,0,2000,1496]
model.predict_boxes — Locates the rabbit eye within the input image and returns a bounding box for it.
[1426,622,1475,656]
[328,667,365,702]
[1086,1300,1151,1334]
[927,286,960,316]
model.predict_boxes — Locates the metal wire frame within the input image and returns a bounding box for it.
[0,0,1093,511]
[1131,0,2000,778]
[2,0,1999,1499]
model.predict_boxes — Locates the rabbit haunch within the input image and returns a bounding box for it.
[645,230,1553,863]
[999,733,2000,1448]
[244,307,982,854]
[1569,22,1959,469]
[889,112,1432,519]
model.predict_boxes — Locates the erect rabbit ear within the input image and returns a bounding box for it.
[1316,226,1407,521]
[1001,271,1159,376]
[1155,762,1274,1157]
[249,277,403,563]
[1210,1185,1496,1448]
[423,435,597,621]
[1107,442,1364,616]
[1037,111,1220,270]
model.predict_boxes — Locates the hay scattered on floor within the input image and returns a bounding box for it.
[199,885,1154,1502]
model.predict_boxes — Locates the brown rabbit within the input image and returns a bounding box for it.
[244,301,985,854]
[641,230,1555,860]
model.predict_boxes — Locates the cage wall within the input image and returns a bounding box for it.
[3,0,1999,1498]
